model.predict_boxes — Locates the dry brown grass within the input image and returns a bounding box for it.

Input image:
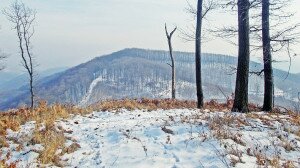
[252,149,296,168]
[90,98,261,112]
[287,112,300,126]
[207,113,247,146]
[0,101,91,136]
[247,110,300,130]
[0,101,91,167]
[225,144,244,167]
[37,129,65,165]
[90,98,197,111]
[205,99,260,112]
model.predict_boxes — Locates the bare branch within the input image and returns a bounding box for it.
[283,41,292,80]
[227,66,264,77]
[202,0,217,19]
[166,63,172,68]
[181,0,217,42]
[249,69,264,76]
[217,86,230,101]
[165,23,177,39]
[178,26,196,42]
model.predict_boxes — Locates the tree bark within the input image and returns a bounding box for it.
[195,0,204,108]
[169,40,176,99]
[262,0,273,112]
[30,77,34,108]
[232,0,250,112]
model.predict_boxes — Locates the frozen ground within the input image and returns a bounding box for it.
[1,109,300,167]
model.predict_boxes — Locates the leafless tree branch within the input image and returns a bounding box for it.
[180,0,217,42]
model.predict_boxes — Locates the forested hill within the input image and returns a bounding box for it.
[0,48,299,110]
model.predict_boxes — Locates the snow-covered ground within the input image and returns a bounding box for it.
[1,109,300,167]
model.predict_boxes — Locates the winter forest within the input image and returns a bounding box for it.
[1,0,300,167]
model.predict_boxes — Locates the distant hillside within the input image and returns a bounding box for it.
[0,67,68,92]
[0,71,19,83]
[0,67,68,108]
[0,48,299,110]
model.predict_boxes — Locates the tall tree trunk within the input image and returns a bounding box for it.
[168,38,176,99]
[165,24,177,99]
[170,46,176,99]
[195,0,204,108]
[262,0,273,111]
[30,76,34,109]
[232,0,250,112]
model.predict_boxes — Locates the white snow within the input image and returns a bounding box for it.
[274,87,285,97]
[1,109,300,167]
[57,110,226,168]
[79,76,105,107]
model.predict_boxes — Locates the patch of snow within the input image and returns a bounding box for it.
[274,87,285,97]
[1,121,42,168]
[57,109,227,168]
[2,109,300,167]
[79,75,105,107]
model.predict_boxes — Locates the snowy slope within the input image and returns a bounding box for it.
[78,75,105,107]
[1,109,300,167]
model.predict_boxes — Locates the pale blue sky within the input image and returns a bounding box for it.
[0,0,299,74]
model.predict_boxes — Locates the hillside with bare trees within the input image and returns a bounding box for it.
[1,48,299,110]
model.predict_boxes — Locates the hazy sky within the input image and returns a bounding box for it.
[0,0,299,74]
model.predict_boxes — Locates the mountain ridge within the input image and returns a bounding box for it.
[0,48,299,110]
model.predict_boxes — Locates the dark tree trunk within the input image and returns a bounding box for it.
[30,77,34,108]
[165,24,177,99]
[262,0,273,112]
[232,0,250,112]
[195,0,204,108]
[169,43,176,99]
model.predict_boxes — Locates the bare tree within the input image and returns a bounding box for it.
[249,0,299,111]
[180,0,216,108]
[215,0,299,112]
[3,1,36,109]
[232,0,250,112]
[165,23,177,99]
[195,0,205,108]
[261,0,273,111]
